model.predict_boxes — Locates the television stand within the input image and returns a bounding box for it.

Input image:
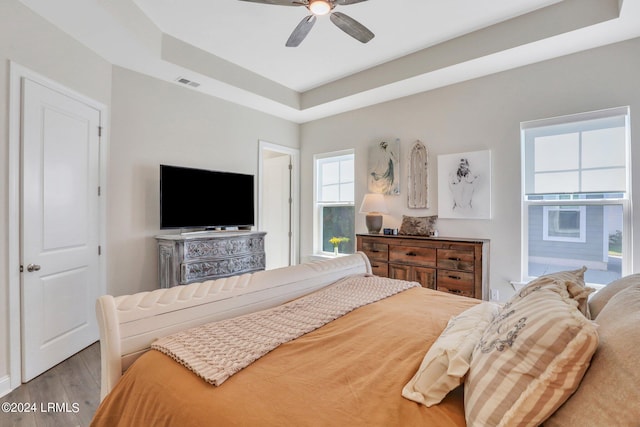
[155,231,266,288]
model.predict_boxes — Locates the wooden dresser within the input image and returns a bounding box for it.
[356,234,489,300]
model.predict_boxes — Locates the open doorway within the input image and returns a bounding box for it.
[258,141,299,269]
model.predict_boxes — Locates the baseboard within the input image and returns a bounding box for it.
[0,374,13,398]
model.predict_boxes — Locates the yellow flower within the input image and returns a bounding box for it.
[329,236,350,247]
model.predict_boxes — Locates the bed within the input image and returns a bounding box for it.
[92,253,640,427]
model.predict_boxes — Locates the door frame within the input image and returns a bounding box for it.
[258,140,300,266]
[7,62,108,392]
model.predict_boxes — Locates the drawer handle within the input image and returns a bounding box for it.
[406,252,417,256]
[448,275,462,280]
[448,257,461,261]
[449,289,463,294]
[371,249,380,253]
[372,264,379,268]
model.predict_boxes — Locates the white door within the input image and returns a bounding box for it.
[21,78,101,381]
[262,152,292,269]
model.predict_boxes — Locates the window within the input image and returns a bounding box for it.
[314,150,355,255]
[521,107,630,285]
[543,206,586,242]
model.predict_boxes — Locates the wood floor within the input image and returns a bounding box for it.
[1,342,101,427]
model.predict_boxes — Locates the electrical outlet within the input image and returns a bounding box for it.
[490,289,500,301]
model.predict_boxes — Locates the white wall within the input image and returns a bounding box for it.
[300,37,640,301]
[108,67,299,296]
[0,0,113,389]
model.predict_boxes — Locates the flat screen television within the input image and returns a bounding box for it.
[160,164,255,230]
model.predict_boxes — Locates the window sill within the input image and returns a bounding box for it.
[309,253,351,261]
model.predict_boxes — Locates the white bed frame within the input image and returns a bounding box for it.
[95,253,371,400]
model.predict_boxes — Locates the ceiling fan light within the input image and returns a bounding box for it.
[309,0,331,15]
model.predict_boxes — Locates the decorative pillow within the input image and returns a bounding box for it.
[588,273,640,319]
[464,278,599,427]
[512,267,593,318]
[402,302,500,407]
[398,215,437,236]
[544,283,640,426]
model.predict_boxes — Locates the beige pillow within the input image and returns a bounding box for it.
[402,302,499,407]
[588,273,640,319]
[545,283,640,426]
[514,267,593,318]
[398,215,437,236]
[465,278,599,427]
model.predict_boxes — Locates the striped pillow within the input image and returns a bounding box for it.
[510,267,593,318]
[464,276,599,427]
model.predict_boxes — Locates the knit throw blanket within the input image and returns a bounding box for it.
[151,274,418,386]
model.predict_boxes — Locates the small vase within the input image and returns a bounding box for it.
[333,246,339,256]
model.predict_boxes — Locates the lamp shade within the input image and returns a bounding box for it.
[359,193,388,214]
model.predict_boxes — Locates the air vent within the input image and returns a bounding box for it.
[175,77,201,88]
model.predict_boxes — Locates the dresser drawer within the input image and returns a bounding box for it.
[361,241,389,262]
[437,248,475,272]
[389,245,436,266]
[369,261,389,277]
[437,269,475,298]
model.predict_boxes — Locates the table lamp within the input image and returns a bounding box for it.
[359,193,388,234]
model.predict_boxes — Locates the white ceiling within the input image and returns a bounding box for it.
[19,0,640,123]
[134,0,561,92]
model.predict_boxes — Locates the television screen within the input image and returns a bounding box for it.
[160,164,255,229]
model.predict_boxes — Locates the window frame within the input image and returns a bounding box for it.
[520,107,632,285]
[313,149,355,256]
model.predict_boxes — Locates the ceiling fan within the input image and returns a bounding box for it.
[238,0,375,47]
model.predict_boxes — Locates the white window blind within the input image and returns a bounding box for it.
[522,108,628,196]
[317,154,354,203]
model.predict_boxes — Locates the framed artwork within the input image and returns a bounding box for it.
[437,150,491,219]
[408,140,428,209]
[368,139,400,195]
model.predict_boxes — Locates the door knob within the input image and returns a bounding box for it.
[26,264,41,272]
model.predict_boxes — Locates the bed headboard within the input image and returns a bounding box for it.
[95,252,372,400]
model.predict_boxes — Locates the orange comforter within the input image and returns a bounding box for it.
[92,286,478,427]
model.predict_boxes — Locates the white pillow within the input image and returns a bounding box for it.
[402,302,499,407]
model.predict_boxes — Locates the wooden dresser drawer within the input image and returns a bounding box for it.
[389,246,436,266]
[369,261,389,277]
[361,241,389,262]
[437,248,475,272]
[437,269,475,298]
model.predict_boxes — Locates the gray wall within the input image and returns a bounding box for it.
[107,67,299,297]
[300,37,640,302]
[0,0,113,388]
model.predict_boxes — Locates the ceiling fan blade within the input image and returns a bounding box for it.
[237,0,304,6]
[329,11,374,43]
[335,0,369,5]
[286,15,317,47]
